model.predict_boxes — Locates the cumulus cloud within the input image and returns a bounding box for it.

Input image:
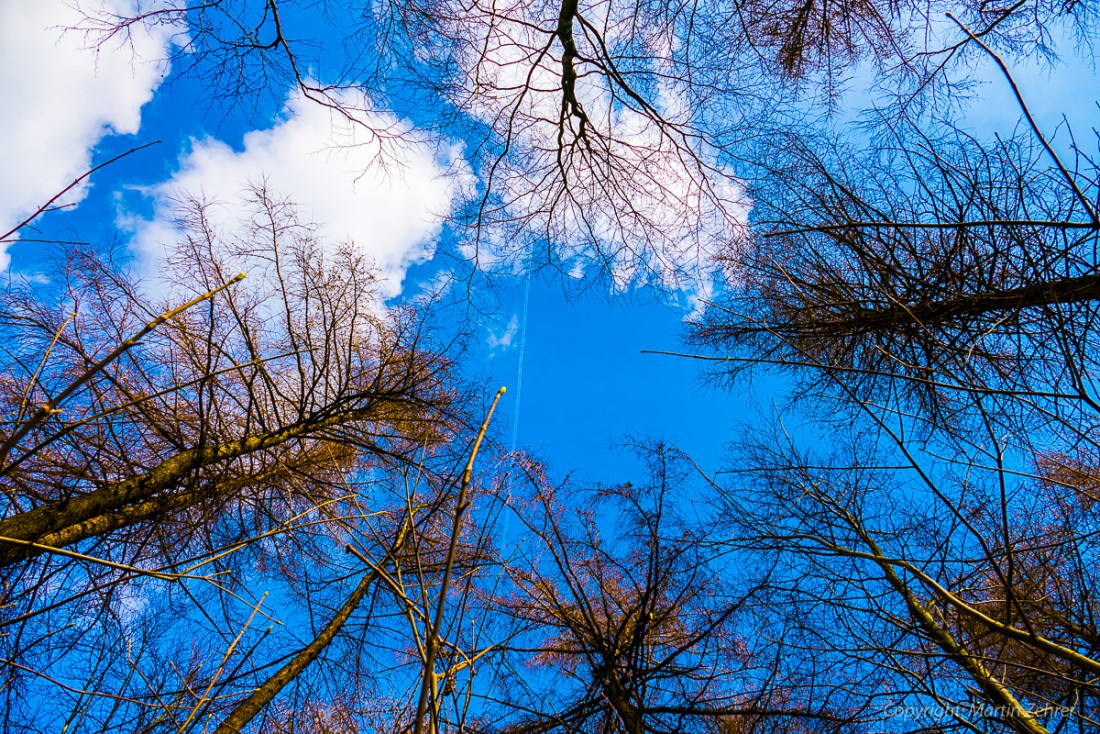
[128,89,469,298]
[0,0,174,270]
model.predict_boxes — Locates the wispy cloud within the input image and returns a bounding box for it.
[487,314,520,353]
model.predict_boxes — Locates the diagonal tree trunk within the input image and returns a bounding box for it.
[212,519,411,734]
[827,272,1100,334]
[0,406,401,568]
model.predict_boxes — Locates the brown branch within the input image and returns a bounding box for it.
[764,219,1100,236]
[0,142,159,244]
[413,386,506,734]
[0,405,389,568]
[0,272,246,471]
[210,522,413,734]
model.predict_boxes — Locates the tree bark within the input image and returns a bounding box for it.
[0,407,393,568]
[833,273,1100,334]
[212,521,410,734]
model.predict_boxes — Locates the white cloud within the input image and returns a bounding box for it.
[435,0,751,294]
[487,314,520,352]
[129,89,470,298]
[0,0,174,269]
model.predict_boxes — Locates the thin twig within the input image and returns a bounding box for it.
[0,273,246,469]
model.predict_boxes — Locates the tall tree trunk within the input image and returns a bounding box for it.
[0,407,394,568]
[825,273,1100,334]
[213,520,411,734]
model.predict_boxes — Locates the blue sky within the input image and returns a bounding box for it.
[1,0,1097,488]
[0,0,756,487]
[5,4,1100,730]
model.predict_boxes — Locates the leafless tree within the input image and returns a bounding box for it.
[73,0,1098,290]
[0,187,482,732]
[457,443,863,734]
[689,38,1100,734]
[717,410,1100,734]
[693,85,1100,429]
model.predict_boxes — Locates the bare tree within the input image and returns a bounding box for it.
[688,41,1100,734]
[693,101,1100,427]
[0,188,475,732]
[459,443,861,734]
[718,411,1100,734]
[73,0,1099,292]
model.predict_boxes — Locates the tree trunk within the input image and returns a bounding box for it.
[835,273,1100,334]
[212,521,410,734]
[0,408,386,568]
